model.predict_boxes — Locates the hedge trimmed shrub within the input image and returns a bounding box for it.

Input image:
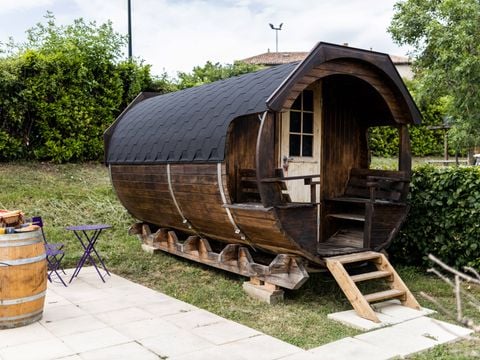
[369,126,445,157]
[391,166,480,269]
[0,14,162,162]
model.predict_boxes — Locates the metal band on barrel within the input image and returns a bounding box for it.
[0,253,46,267]
[167,163,193,230]
[0,308,43,322]
[216,162,246,240]
[0,239,42,247]
[0,291,46,306]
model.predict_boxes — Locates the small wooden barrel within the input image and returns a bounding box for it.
[0,229,47,329]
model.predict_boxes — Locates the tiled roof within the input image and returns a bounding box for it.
[239,52,410,66]
[105,62,298,164]
[388,54,410,65]
[239,52,309,65]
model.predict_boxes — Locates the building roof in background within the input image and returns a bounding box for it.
[239,52,309,66]
[239,51,410,66]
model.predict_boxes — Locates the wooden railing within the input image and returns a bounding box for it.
[261,174,321,204]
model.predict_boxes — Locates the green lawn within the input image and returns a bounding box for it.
[0,162,478,356]
[370,156,470,170]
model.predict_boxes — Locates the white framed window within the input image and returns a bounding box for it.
[289,90,314,157]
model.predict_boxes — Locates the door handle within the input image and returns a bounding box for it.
[282,156,294,172]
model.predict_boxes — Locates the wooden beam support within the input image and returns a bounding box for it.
[399,125,412,177]
[137,223,309,290]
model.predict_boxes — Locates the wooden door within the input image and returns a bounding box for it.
[279,82,321,202]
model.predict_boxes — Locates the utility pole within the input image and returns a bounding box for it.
[128,0,132,59]
[269,23,283,52]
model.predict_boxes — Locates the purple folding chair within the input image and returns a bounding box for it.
[31,216,67,287]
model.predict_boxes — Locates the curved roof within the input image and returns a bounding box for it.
[105,42,421,165]
[105,62,297,164]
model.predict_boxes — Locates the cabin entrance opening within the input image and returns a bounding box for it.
[226,115,261,203]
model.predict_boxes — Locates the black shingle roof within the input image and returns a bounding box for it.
[105,62,298,164]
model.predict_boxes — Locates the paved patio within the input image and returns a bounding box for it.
[0,267,472,359]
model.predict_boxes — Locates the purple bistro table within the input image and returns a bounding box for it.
[66,224,111,283]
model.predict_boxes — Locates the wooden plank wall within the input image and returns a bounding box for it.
[320,76,369,200]
[111,164,183,228]
[281,59,409,126]
[111,163,315,260]
[111,164,235,242]
[229,207,308,257]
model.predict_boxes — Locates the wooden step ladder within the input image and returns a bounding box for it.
[325,251,420,323]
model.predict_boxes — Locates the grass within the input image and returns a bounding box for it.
[370,156,470,170]
[0,161,478,355]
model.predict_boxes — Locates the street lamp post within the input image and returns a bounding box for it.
[128,0,132,59]
[269,23,283,52]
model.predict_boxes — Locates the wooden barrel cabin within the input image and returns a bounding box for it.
[104,42,421,291]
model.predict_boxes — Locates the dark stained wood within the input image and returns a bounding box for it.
[226,115,260,203]
[322,167,410,254]
[256,112,283,207]
[399,124,412,179]
[344,169,409,203]
[112,162,322,263]
[266,43,421,127]
[283,66,406,124]
[275,206,317,254]
[321,76,369,201]
[109,45,418,276]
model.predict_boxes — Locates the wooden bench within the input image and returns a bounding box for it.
[339,168,410,204]
[236,168,291,203]
[323,168,410,251]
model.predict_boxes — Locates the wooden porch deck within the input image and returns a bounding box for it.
[316,228,366,257]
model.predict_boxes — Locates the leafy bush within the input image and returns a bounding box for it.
[176,61,260,89]
[0,14,160,162]
[369,78,452,158]
[391,166,480,268]
[369,125,445,157]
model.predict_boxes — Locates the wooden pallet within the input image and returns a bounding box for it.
[325,251,420,323]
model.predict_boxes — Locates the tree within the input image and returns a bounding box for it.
[177,61,260,89]
[0,13,161,162]
[389,0,480,156]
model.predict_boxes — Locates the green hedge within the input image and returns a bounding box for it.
[391,166,480,268]
[369,126,445,157]
[0,15,163,163]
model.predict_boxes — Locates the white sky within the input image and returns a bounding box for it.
[0,0,409,77]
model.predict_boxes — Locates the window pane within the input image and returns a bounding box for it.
[289,134,301,156]
[292,95,301,110]
[303,90,313,111]
[303,112,313,134]
[302,135,313,157]
[289,112,301,132]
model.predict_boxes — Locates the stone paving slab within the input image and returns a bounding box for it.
[328,299,435,331]
[308,337,399,360]
[392,316,473,343]
[0,338,76,360]
[138,329,216,358]
[0,267,473,360]
[190,319,261,345]
[355,324,440,357]
[354,317,473,358]
[79,342,159,360]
